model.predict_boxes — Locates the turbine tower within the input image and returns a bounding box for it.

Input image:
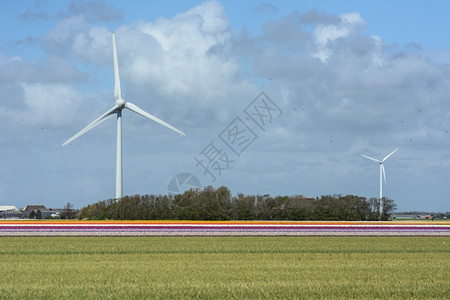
[63,33,185,199]
[361,148,398,216]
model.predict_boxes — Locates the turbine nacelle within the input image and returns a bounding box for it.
[116,98,126,109]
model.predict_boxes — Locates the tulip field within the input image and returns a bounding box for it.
[0,220,449,236]
[0,221,448,299]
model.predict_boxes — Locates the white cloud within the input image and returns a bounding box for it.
[73,26,112,64]
[129,0,233,95]
[48,1,258,128]
[107,1,257,124]
[43,16,89,55]
[67,0,123,23]
[21,83,85,127]
[313,12,365,61]
[0,54,84,83]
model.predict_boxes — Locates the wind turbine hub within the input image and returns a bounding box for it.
[116,98,126,109]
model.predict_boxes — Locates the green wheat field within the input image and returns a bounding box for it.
[0,236,448,299]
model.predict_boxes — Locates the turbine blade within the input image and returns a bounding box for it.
[382,148,398,162]
[62,106,118,146]
[361,154,381,163]
[125,102,186,136]
[381,164,386,183]
[112,33,122,100]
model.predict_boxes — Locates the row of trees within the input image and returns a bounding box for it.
[78,186,396,221]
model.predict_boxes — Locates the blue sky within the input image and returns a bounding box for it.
[1,0,449,212]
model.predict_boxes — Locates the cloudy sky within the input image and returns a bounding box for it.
[1,0,449,211]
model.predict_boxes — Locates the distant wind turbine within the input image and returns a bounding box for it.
[63,33,185,199]
[361,148,398,216]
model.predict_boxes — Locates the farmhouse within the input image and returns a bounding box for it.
[391,214,419,220]
[22,205,61,219]
[0,205,18,211]
[0,205,24,219]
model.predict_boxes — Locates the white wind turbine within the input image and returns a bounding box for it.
[63,33,185,199]
[361,148,398,215]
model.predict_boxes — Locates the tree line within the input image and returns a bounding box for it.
[77,186,396,221]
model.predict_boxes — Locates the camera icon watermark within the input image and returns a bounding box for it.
[167,172,202,194]
[168,91,283,192]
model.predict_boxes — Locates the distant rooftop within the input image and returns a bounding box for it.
[22,205,47,211]
[0,205,18,211]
